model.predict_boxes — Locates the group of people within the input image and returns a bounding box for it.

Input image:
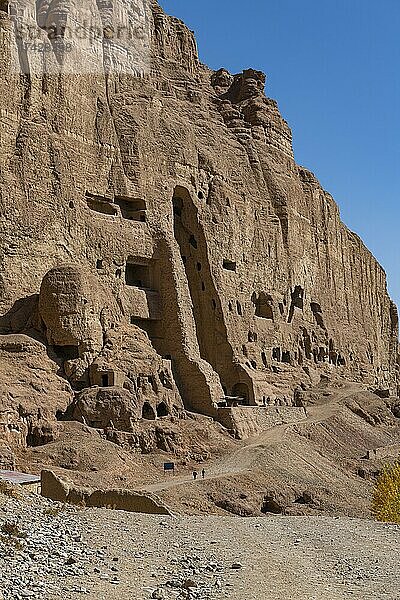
[192,468,206,480]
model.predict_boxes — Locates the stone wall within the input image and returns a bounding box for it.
[217,406,307,439]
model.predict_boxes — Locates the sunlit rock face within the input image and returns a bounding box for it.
[0,0,398,442]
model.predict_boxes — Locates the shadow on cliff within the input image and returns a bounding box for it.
[0,294,45,341]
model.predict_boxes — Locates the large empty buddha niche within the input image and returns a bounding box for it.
[86,193,118,216]
[142,402,156,420]
[115,197,147,222]
[125,260,151,288]
[232,383,250,406]
[252,292,273,319]
[172,186,220,365]
[171,185,241,392]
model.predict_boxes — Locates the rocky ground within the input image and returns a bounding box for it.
[0,486,399,600]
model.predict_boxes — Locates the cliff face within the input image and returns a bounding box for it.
[0,0,398,450]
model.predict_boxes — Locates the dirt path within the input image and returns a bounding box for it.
[140,399,344,495]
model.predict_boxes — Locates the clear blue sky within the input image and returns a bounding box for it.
[159,0,400,308]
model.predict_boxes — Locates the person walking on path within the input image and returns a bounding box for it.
[192,470,198,480]
[201,469,206,479]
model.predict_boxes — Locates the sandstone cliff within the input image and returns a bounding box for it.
[0,0,398,459]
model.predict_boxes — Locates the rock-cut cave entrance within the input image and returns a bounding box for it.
[156,402,169,417]
[142,402,156,420]
[232,383,250,406]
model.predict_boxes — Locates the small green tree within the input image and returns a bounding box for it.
[372,461,400,523]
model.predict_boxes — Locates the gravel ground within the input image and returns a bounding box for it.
[0,489,399,600]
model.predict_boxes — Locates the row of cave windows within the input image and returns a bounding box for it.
[241,345,347,370]
[142,401,169,420]
[100,373,169,419]
[96,259,272,320]
[96,259,324,333]
[87,192,288,317]
[96,261,319,330]
[90,402,170,422]
[86,187,240,222]
[97,258,272,321]
[86,189,206,222]
[240,348,291,370]
[100,371,172,393]
[95,261,151,289]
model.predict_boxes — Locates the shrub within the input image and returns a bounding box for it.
[372,461,400,523]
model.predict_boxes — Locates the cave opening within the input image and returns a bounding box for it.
[142,402,156,420]
[115,197,147,221]
[125,261,151,288]
[53,345,79,361]
[232,383,250,406]
[223,260,237,272]
[252,292,273,320]
[156,402,169,417]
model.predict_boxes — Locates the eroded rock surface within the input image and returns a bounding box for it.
[0,0,399,459]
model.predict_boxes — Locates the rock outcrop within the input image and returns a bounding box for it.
[41,469,171,514]
[0,0,398,454]
[0,334,72,460]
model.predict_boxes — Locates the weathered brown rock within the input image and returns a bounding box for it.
[41,469,171,514]
[0,0,398,454]
[0,334,72,451]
